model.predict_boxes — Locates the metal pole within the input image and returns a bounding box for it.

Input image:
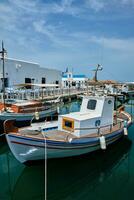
[0,41,6,111]
[41,131,47,200]
[45,137,47,200]
[115,95,118,124]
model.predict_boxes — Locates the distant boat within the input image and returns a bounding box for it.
[5,95,132,164]
[0,99,57,133]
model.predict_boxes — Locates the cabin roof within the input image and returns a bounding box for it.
[60,111,101,121]
[13,100,40,106]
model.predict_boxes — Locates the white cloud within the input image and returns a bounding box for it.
[121,0,134,4]
[85,0,105,12]
[68,32,134,54]
[8,0,40,13]
[33,20,74,47]
[85,0,134,12]
[0,0,134,71]
[54,0,74,12]
[7,0,81,16]
[88,36,134,52]
[33,20,55,40]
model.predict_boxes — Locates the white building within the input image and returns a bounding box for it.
[0,58,61,91]
[62,71,87,88]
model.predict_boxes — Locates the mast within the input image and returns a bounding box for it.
[0,41,7,111]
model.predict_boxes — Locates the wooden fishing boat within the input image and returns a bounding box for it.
[4,95,132,164]
[0,42,58,133]
[0,99,57,132]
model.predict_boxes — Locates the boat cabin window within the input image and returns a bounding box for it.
[62,118,74,131]
[87,100,97,110]
[65,121,72,128]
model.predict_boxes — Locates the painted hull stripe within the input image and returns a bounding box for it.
[8,129,123,146]
[10,133,122,150]
[11,141,45,148]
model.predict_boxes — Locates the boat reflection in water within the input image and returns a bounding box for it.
[0,137,132,200]
[0,145,45,200]
[47,138,132,200]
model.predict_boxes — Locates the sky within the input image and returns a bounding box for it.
[0,0,134,81]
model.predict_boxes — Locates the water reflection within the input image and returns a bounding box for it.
[47,138,132,200]
[0,100,134,200]
[0,137,132,200]
[12,164,45,200]
[0,145,45,200]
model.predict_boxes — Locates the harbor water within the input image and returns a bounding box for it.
[0,100,134,200]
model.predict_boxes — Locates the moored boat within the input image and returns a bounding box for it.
[0,99,57,133]
[4,95,132,164]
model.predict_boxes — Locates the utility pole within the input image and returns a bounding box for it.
[0,41,7,111]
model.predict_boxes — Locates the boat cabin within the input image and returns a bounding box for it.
[58,95,114,137]
[0,100,44,113]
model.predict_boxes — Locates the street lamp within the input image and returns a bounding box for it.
[0,41,7,110]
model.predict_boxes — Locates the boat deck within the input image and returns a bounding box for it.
[19,120,124,142]
[6,111,131,142]
[20,129,76,142]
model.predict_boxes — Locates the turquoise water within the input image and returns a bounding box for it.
[0,102,134,200]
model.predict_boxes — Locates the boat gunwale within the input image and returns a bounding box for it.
[7,123,131,145]
[9,130,124,150]
[5,111,132,144]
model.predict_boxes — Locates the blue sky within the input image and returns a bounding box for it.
[0,0,134,81]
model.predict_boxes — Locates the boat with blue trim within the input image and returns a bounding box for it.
[4,95,132,164]
[0,99,58,134]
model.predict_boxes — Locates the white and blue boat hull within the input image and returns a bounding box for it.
[6,127,127,164]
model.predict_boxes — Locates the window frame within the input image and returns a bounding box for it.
[62,117,74,131]
[87,99,97,110]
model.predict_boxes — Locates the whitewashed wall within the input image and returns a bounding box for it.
[0,58,61,90]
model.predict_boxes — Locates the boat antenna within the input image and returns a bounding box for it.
[0,41,7,111]
[92,64,103,82]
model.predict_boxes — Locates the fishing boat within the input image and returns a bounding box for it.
[0,42,59,132]
[4,95,132,164]
[0,99,57,127]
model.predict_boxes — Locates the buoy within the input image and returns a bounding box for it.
[99,136,106,150]
[66,135,72,143]
[124,127,128,136]
[124,120,128,136]
[35,111,39,120]
[68,137,72,143]
[57,106,60,114]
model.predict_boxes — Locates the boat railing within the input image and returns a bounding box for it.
[74,120,125,136]
[0,87,87,101]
